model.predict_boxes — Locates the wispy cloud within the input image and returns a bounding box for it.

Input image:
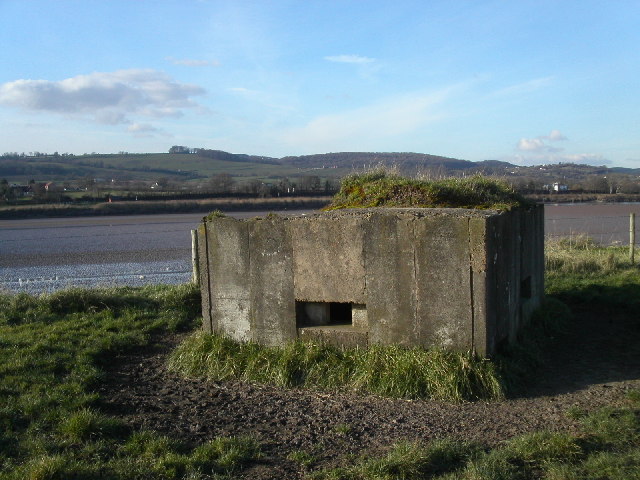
[491,76,554,97]
[280,88,455,152]
[324,54,375,64]
[0,69,205,129]
[166,56,220,67]
[127,123,158,133]
[228,87,259,96]
[127,122,170,138]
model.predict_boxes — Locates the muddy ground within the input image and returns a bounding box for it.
[98,302,640,479]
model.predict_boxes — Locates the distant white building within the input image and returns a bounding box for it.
[543,182,568,192]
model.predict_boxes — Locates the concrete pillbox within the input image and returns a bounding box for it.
[198,206,544,356]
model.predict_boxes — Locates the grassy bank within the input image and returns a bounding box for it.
[0,284,261,479]
[0,196,332,219]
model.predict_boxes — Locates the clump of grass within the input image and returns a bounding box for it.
[168,333,503,402]
[204,209,226,220]
[310,439,481,480]
[288,449,318,468]
[58,408,129,443]
[325,169,528,211]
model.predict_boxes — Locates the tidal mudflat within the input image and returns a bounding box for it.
[2,204,638,294]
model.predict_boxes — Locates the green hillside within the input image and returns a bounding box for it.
[0,152,353,184]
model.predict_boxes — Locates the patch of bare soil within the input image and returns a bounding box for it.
[97,302,640,479]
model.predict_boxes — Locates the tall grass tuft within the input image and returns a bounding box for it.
[545,238,640,312]
[545,235,633,275]
[168,333,504,402]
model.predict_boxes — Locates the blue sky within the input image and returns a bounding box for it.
[1,1,639,167]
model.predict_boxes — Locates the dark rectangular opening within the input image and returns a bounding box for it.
[521,276,532,299]
[296,301,353,328]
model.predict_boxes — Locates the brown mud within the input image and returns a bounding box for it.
[97,301,640,479]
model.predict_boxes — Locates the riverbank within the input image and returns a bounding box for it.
[0,196,332,219]
[527,192,640,203]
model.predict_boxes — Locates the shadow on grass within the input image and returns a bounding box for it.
[501,278,640,399]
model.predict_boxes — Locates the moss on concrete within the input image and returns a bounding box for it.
[325,170,529,211]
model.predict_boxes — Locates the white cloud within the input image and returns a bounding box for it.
[516,130,568,153]
[166,57,220,67]
[548,129,567,141]
[509,130,609,165]
[280,88,454,152]
[517,137,546,152]
[0,69,205,127]
[324,54,375,64]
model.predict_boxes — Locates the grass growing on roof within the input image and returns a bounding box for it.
[0,284,262,479]
[324,169,529,210]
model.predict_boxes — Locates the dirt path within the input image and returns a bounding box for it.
[97,301,640,479]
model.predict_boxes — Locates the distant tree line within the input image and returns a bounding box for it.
[169,146,279,165]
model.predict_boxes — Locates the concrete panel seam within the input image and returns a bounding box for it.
[467,218,475,353]
[203,221,214,333]
[412,218,419,340]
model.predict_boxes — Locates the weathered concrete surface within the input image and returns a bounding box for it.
[292,215,366,303]
[298,325,369,348]
[414,216,474,350]
[352,304,368,330]
[198,207,544,355]
[199,219,251,340]
[364,213,417,346]
[248,217,296,346]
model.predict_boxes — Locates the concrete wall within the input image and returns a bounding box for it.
[198,206,544,355]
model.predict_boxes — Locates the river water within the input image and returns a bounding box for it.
[2,203,639,294]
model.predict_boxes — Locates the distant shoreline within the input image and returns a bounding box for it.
[0,196,333,220]
[2,193,640,220]
[526,193,640,204]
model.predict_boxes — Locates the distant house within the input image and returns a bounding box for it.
[544,182,569,193]
[9,184,30,197]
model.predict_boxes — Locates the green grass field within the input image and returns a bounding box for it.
[1,241,639,478]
